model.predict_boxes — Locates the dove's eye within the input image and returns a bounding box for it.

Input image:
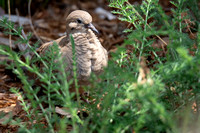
[77,19,82,24]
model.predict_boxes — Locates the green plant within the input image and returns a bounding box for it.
[109,0,200,132]
[0,17,82,132]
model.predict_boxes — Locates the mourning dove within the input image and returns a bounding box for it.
[38,10,108,84]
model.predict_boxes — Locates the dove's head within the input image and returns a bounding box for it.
[66,10,99,35]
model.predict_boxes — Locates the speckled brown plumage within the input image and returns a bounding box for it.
[38,10,108,83]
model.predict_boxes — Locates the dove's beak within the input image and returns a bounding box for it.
[85,23,99,34]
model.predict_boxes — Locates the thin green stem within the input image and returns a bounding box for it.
[58,46,83,132]
[14,64,55,133]
[70,34,82,121]
[139,0,151,62]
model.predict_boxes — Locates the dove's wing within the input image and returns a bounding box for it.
[38,35,68,55]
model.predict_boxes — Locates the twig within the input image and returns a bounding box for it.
[0,82,13,89]
[184,19,195,38]
[28,0,43,43]
[7,0,12,50]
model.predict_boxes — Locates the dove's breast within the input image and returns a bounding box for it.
[65,30,108,80]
